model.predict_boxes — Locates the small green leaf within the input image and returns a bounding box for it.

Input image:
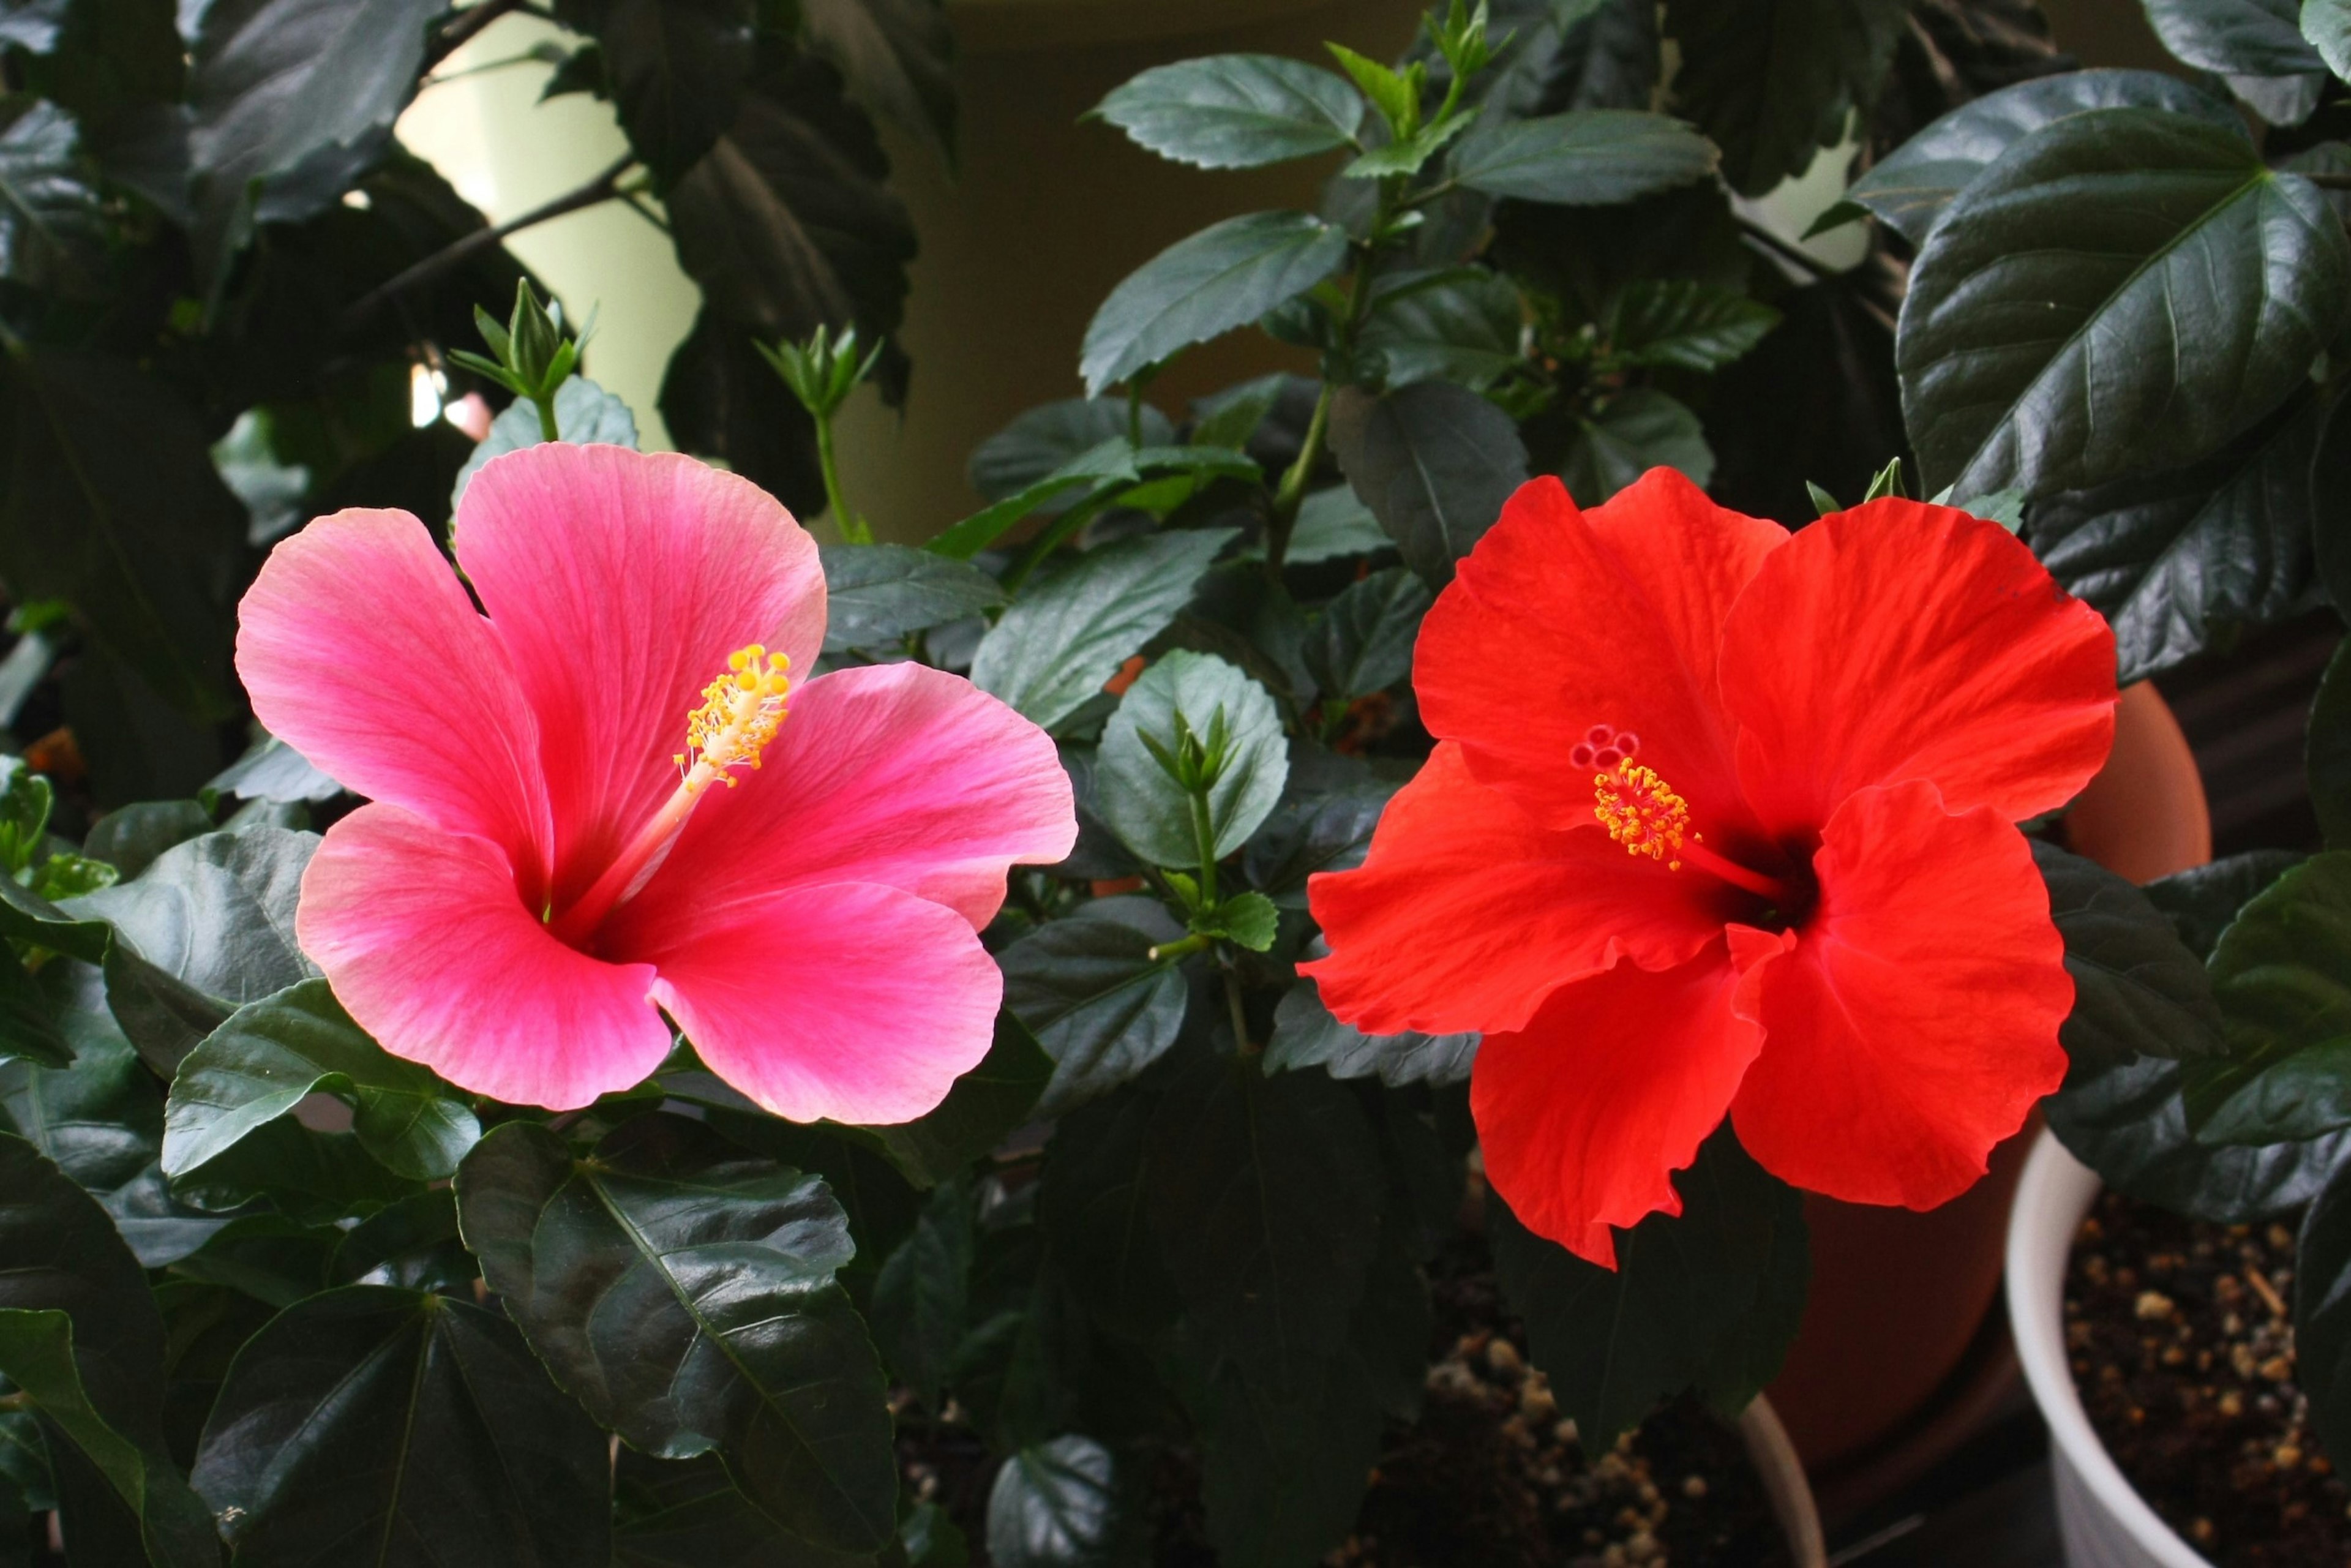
[969,399,1172,503]
[820,544,1005,654]
[1600,279,1779,373]
[1324,43,1417,133]
[1264,978,1477,1087]
[2146,0,2326,120]
[1193,890,1278,951]
[1450,109,1717,204]
[1305,568,1432,705]
[1080,212,1351,396]
[1000,902,1190,1119]
[986,1436,1136,1568]
[2184,852,2351,1142]
[1095,54,1364,169]
[1358,268,1524,391]
[1328,381,1529,587]
[1098,651,1289,869]
[1805,481,1842,517]
[1284,486,1393,564]
[1562,387,1713,505]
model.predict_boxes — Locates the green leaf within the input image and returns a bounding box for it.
[0,102,107,293]
[1327,381,1529,587]
[1303,568,1431,705]
[985,1436,1137,1568]
[0,349,245,722]
[1562,386,1714,505]
[555,0,754,179]
[969,529,1237,732]
[2309,0,2351,79]
[1095,54,1363,170]
[1192,890,1278,951]
[612,1449,876,1568]
[797,0,955,165]
[161,978,477,1184]
[1835,69,2243,246]
[1146,1057,1383,1397]
[0,877,108,966]
[0,1135,216,1567]
[968,399,1172,504]
[1357,268,1524,391]
[1264,977,1476,1087]
[1489,1126,1809,1439]
[1098,651,1288,868]
[2146,0,2326,121]
[1000,903,1189,1119]
[1601,279,1780,372]
[449,374,639,516]
[2031,394,2322,686]
[2146,850,2306,960]
[1242,786,1391,907]
[2184,851,2351,1143]
[206,736,340,807]
[1449,109,1716,204]
[454,1114,898,1552]
[819,544,1005,654]
[2049,1050,2349,1221]
[83,803,214,883]
[1662,0,1907,197]
[1037,1087,1179,1341]
[2311,386,2351,617]
[1284,485,1392,564]
[1190,375,1284,452]
[1341,111,1472,180]
[191,1285,611,1564]
[1899,107,2350,502]
[1324,43,1415,133]
[871,1177,973,1410]
[2303,1156,2351,1474]
[2033,841,2226,1068]
[1079,212,1351,396]
[184,0,448,288]
[870,1011,1053,1188]
[0,948,72,1070]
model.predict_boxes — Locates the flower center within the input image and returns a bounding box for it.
[549,642,791,945]
[1588,752,1794,906]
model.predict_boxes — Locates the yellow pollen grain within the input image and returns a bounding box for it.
[682,643,792,791]
[1593,761,1690,870]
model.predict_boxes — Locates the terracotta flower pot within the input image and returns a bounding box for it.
[1766,681,2211,1498]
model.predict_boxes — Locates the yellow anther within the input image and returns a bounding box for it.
[681,643,792,791]
[1594,761,1690,869]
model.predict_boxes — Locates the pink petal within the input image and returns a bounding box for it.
[236,508,553,886]
[454,445,827,912]
[614,662,1076,934]
[636,882,1002,1125]
[299,804,670,1110]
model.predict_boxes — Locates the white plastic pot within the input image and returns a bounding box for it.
[2007,1130,2210,1567]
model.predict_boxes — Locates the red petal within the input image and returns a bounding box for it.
[1720,500,2115,835]
[456,445,827,912]
[1472,948,1764,1267]
[1415,470,1787,836]
[1730,779,2070,1207]
[1305,745,1734,1036]
[236,508,553,888]
[298,805,669,1110]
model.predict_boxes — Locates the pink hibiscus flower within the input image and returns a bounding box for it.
[236,442,1076,1120]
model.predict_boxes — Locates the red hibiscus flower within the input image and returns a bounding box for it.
[1305,471,2115,1266]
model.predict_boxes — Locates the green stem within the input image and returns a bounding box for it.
[1224,965,1254,1054]
[1147,932,1212,962]
[533,392,560,444]
[814,414,871,544]
[1188,786,1219,909]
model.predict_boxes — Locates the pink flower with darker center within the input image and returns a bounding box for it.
[236,441,1076,1119]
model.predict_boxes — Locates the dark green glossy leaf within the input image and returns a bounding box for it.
[1304,568,1431,704]
[1490,1127,1809,1439]
[1147,1057,1382,1397]
[1285,486,1392,564]
[1079,211,1350,396]
[798,0,954,164]
[0,948,70,1070]
[192,1285,609,1565]
[1095,54,1362,170]
[872,1013,1052,1189]
[967,400,1171,504]
[84,803,214,883]
[986,1436,1136,1568]
[0,350,245,723]
[871,1177,973,1409]
[1242,784,1390,908]
[2184,852,2351,1142]
[1037,1087,1178,1342]
[2310,0,2351,78]
[2031,394,2321,685]
[455,1114,898,1552]
[1328,381,1529,587]
[2310,386,2351,618]
[1834,69,2241,246]
[0,1135,214,1567]
[162,979,476,1184]
[555,0,753,179]
[206,736,340,807]
[168,1114,418,1222]
[1097,651,1288,868]
[1663,0,1907,196]
[1000,903,1188,1120]
[2147,0,2325,121]
[969,528,1236,733]
[0,102,107,292]
[1899,108,2350,501]
[2296,1154,2351,1462]
[2049,1050,2349,1221]
[2146,850,2306,959]
[1451,109,1715,204]
[612,1450,874,1568]
[1264,978,1477,1087]
[1562,386,1713,505]
[2034,841,2225,1067]
[1601,279,1779,372]
[448,375,638,512]
[819,544,1004,654]
[184,0,447,285]
[1358,268,1524,391]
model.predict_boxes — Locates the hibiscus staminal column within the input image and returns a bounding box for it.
[1592,758,1795,906]
[550,644,792,943]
